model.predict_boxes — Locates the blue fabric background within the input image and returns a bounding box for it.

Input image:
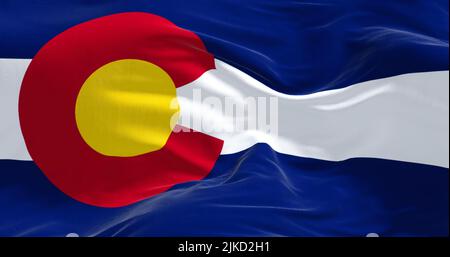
[0,0,448,94]
[0,144,448,236]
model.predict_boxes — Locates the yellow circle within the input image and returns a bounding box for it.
[75,59,180,157]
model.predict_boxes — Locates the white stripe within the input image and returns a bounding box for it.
[177,60,449,168]
[0,59,31,160]
[0,58,448,168]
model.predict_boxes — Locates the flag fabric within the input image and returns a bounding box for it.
[0,0,448,236]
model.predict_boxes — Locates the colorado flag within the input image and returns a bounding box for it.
[0,0,448,236]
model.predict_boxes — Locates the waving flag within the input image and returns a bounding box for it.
[0,1,448,236]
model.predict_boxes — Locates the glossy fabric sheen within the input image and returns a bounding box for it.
[75,59,179,157]
[0,1,448,236]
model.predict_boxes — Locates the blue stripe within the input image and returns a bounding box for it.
[0,0,448,94]
[0,144,447,236]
